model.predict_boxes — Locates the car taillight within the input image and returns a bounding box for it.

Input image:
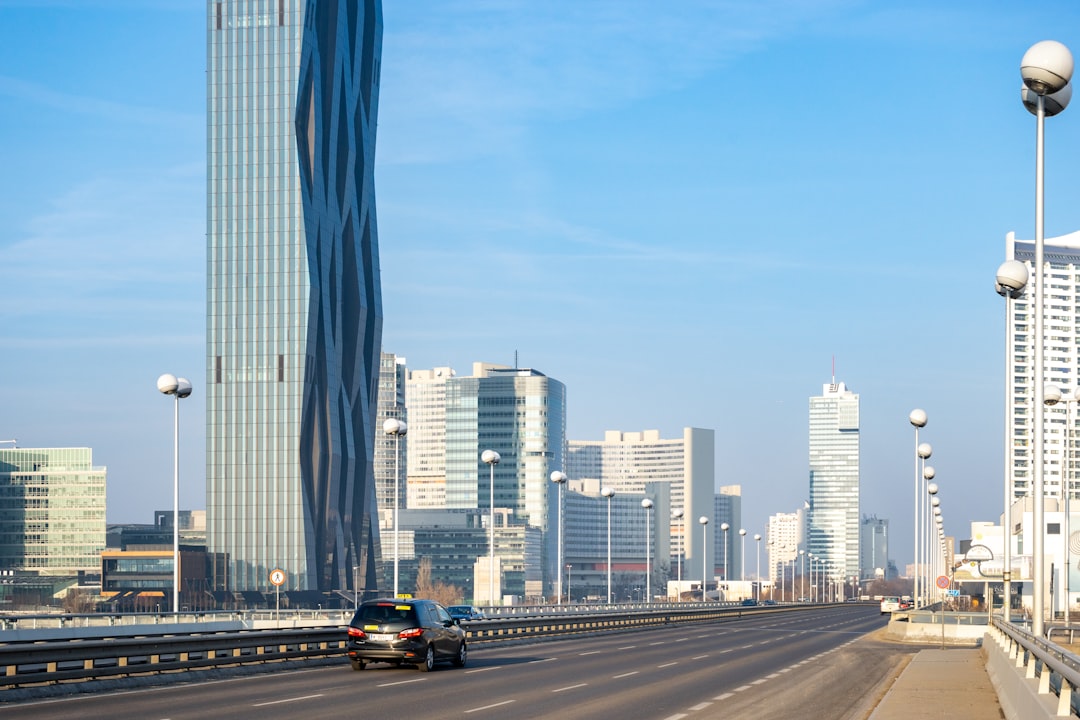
[347,626,366,639]
[398,627,424,639]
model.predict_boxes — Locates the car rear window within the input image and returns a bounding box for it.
[355,603,415,624]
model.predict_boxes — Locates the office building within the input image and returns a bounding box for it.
[713,487,742,580]
[1006,230,1080,500]
[206,1,384,593]
[860,515,889,580]
[807,380,860,583]
[566,428,714,586]
[376,353,407,514]
[0,447,106,576]
[443,363,566,596]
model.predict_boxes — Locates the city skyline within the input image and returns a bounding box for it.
[11,2,1080,568]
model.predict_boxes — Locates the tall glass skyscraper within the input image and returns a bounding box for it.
[807,380,860,583]
[206,0,384,594]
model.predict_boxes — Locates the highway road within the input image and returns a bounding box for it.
[2,606,913,720]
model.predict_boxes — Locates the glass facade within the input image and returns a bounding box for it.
[807,381,860,583]
[206,0,384,593]
[0,448,106,575]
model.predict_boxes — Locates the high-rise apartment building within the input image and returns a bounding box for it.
[206,0,384,593]
[808,380,860,583]
[767,511,801,585]
[1006,230,1080,501]
[566,428,715,585]
[0,447,106,576]
[404,366,453,509]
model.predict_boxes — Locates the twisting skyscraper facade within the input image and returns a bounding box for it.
[206,0,383,594]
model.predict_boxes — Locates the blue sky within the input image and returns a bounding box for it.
[4,1,1080,569]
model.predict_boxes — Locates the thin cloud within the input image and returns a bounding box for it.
[0,76,199,129]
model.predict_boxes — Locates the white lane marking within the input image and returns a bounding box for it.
[733,685,752,692]
[766,673,780,679]
[691,654,709,660]
[466,666,500,673]
[752,678,768,685]
[658,662,678,668]
[527,658,555,664]
[649,641,665,646]
[661,715,688,720]
[613,671,640,679]
[553,683,588,693]
[618,645,637,650]
[252,694,324,707]
[778,667,792,673]
[714,692,734,700]
[376,678,427,687]
[689,702,712,711]
[675,637,690,642]
[465,700,515,713]
[579,650,602,656]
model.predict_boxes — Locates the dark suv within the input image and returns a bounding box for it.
[346,598,466,672]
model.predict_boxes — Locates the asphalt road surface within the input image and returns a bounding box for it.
[2,606,915,720]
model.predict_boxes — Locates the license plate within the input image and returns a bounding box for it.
[368,633,394,643]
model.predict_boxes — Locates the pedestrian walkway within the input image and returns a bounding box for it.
[869,648,1003,719]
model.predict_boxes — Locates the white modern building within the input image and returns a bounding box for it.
[1005,230,1080,502]
[767,510,802,585]
[807,380,860,584]
[404,366,453,509]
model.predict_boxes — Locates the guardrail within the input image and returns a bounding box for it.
[988,615,1080,717]
[0,602,822,690]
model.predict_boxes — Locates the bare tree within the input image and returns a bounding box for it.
[413,557,464,606]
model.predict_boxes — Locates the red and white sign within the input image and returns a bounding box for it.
[936,575,950,590]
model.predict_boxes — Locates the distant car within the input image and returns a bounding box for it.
[880,596,901,614]
[346,598,466,672]
[762,599,777,606]
[447,605,486,621]
[898,599,913,610]
[740,598,757,606]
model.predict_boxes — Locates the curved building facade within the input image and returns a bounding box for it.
[206,0,383,595]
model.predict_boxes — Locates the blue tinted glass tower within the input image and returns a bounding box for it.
[207,0,383,595]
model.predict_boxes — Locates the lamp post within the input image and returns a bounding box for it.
[672,509,684,600]
[699,516,709,601]
[997,259,1030,620]
[754,533,762,601]
[602,487,615,603]
[799,549,806,600]
[482,450,500,606]
[642,498,654,602]
[1021,39,1074,637]
[922,464,936,609]
[739,528,747,583]
[720,523,730,581]
[917,442,932,609]
[157,373,192,615]
[1045,384,1077,624]
[383,418,408,598]
[566,564,572,604]
[909,409,927,610]
[551,471,568,605]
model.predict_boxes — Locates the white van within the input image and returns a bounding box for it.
[880,596,901,614]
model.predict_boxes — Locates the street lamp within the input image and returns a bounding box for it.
[482,449,501,607]
[699,516,709,601]
[1021,39,1074,637]
[799,549,806,600]
[383,418,408,598]
[997,258,1029,620]
[642,498,654,602]
[909,409,927,610]
[739,528,747,583]
[1046,384,1077,624]
[754,533,762,601]
[551,471,568,605]
[566,564,572,604]
[922,463,936,609]
[157,373,192,615]
[720,523,730,581]
[672,509,684,600]
[602,487,615,603]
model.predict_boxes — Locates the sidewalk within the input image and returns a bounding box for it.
[869,648,1002,719]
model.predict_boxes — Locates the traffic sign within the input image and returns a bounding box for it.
[269,568,286,586]
[936,575,950,589]
[947,589,960,597]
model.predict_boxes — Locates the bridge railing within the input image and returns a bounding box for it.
[988,615,1080,717]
